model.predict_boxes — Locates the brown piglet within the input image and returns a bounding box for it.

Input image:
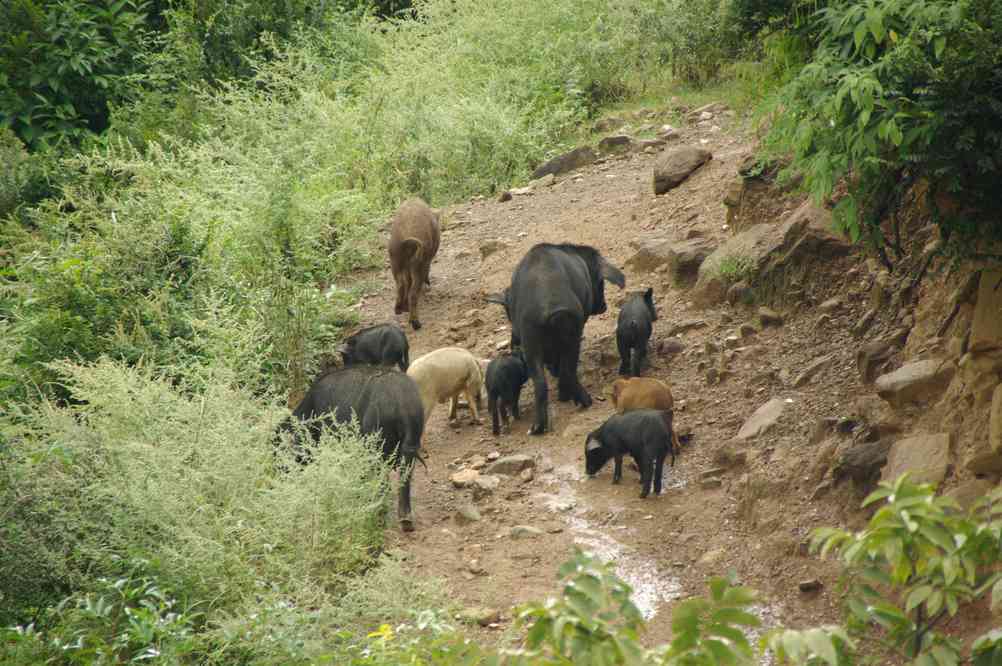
[388,198,441,330]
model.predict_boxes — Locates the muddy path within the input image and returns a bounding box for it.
[353,111,881,644]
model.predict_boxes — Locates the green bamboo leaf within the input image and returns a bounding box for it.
[853,22,868,51]
[932,644,959,666]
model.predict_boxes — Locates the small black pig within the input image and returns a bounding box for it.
[616,287,657,377]
[339,323,410,371]
[584,409,675,498]
[485,350,529,435]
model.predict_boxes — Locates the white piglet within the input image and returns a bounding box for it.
[407,347,485,426]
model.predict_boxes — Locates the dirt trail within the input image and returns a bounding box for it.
[355,113,877,643]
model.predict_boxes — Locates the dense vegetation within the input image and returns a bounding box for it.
[3,0,1001,663]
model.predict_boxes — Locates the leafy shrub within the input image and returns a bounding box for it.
[0,0,151,149]
[769,0,1002,260]
[0,358,394,629]
[812,475,1002,663]
[0,561,200,665]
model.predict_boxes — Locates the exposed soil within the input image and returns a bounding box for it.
[341,111,978,652]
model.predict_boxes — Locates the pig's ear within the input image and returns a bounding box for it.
[586,437,602,452]
[599,258,625,288]
[485,292,508,306]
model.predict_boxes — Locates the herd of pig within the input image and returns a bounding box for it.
[278,198,684,531]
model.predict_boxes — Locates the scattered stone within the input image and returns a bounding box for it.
[882,433,951,486]
[488,454,535,476]
[472,474,501,499]
[852,308,878,338]
[496,190,512,203]
[701,477,723,489]
[793,354,833,388]
[758,307,783,327]
[455,503,482,524]
[833,439,891,486]
[946,479,994,510]
[652,146,712,195]
[519,468,534,483]
[819,297,842,312]
[510,525,543,539]
[798,579,823,593]
[469,455,487,470]
[529,173,556,189]
[875,359,955,408]
[598,134,634,154]
[856,328,909,383]
[724,335,741,349]
[486,451,501,461]
[739,323,758,338]
[736,398,786,440]
[458,607,501,627]
[539,456,556,473]
[711,445,747,468]
[532,146,597,179]
[705,367,719,385]
[594,116,626,133]
[451,468,480,488]
[480,239,509,260]
[668,319,708,336]
[703,340,720,355]
[726,281,753,305]
[467,559,486,575]
[817,313,833,327]
[665,238,717,285]
[658,338,686,357]
[637,138,666,151]
[495,339,510,351]
[701,468,726,479]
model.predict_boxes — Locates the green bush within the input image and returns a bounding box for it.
[812,475,1002,663]
[0,561,201,665]
[0,0,151,149]
[769,0,1002,260]
[0,358,393,629]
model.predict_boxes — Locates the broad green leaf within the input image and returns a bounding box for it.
[927,589,944,616]
[711,608,761,628]
[704,638,738,665]
[932,644,959,666]
[853,22,868,51]
[906,586,933,612]
[805,629,838,665]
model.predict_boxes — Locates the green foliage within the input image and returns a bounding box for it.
[811,475,1002,662]
[715,255,756,283]
[517,548,648,664]
[769,0,1002,259]
[0,561,201,664]
[0,0,151,149]
[0,358,394,631]
[656,573,760,665]
[766,627,855,666]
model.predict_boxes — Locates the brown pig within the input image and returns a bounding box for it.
[388,198,441,330]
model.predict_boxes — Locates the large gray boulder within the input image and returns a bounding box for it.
[652,147,712,194]
[875,359,955,408]
[881,433,951,486]
[625,237,716,284]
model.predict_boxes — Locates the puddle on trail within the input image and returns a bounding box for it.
[535,464,684,619]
